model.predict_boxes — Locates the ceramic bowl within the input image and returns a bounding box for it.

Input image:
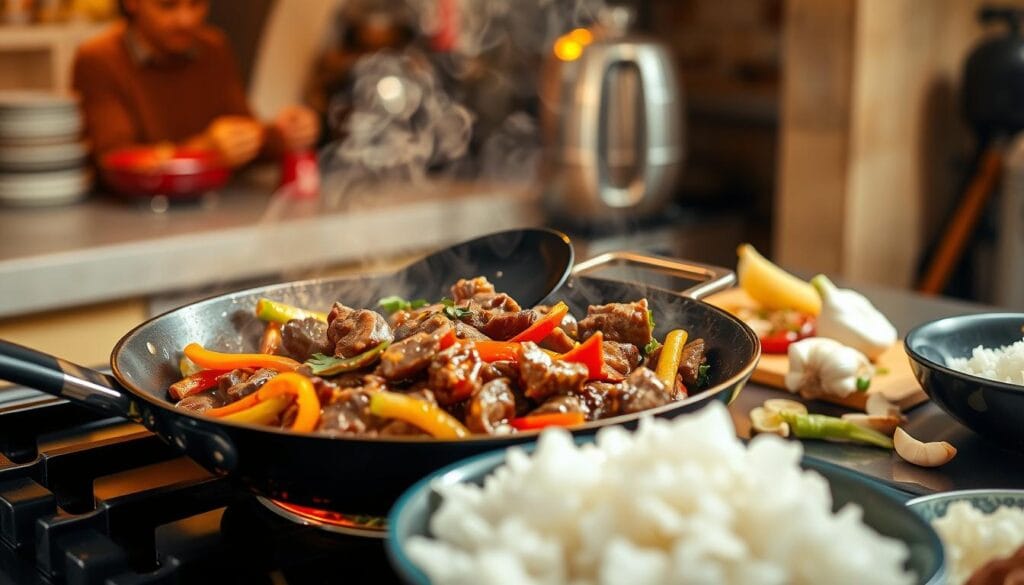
[387,448,945,585]
[905,313,1024,450]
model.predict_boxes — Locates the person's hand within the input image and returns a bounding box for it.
[272,106,319,152]
[204,116,264,167]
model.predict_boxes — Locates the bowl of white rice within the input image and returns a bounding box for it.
[907,490,1024,585]
[905,313,1024,450]
[386,403,945,585]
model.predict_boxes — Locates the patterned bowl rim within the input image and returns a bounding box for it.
[906,489,1024,511]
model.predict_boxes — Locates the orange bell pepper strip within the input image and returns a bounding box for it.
[509,411,586,431]
[205,372,320,432]
[557,331,605,380]
[437,327,457,350]
[168,368,229,401]
[509,301,570,343]
[471,340,522,362]
[369,391,470,438]
[183,343,300,372]
[259,322,283,355]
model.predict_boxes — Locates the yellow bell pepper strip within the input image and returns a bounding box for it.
[168,369,229,401]
[206,372,320,432]
[655,329,689,391]
[509,302,570,343]
[259,322,283,355]
[184,343,300,372]
[304,341,390,376]
[179,355,202,377]
[368,391,470,439]
[256,298,327,325]
[221,395,291,426]
[557,331,605,380]
[509,412,586,431]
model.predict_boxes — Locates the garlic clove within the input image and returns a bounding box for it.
[750,407,790,437]
[763,398,808,416]
[841,413,901,436]
[865,393,902,418]
[893,427,957,467]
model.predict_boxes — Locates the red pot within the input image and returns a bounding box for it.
[101,147,231,198]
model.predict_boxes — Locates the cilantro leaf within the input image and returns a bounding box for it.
[696,363,711,388]
[643,339,662,356]
[856,376,871,392]
[377,296,428,314]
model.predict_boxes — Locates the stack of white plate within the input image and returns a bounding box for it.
[0,91,90,207]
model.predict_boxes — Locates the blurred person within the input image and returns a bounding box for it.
[72,0,319,168]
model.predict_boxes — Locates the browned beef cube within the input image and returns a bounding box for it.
[539,327,577,353]
[479,309,537,340]
[428,345,484,405]
[579,382,616,420]
[602,341,641,377]
[317,388,380,435]
[175,392,227,413]
[451,276,495,301]
[326,302,393,358]
[380,332,442,381]
[614,367,672,415]
[529,394,588,417]
[518,342,587,401]
[223,368,276,402]
[678,338,707,388]
[281,317,332,361]
[393,312,451,341]
[577,299,653,348]
[466,378,516,434]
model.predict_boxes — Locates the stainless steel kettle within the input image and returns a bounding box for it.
[540,7,684,223]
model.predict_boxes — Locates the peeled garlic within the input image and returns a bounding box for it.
[865,393,901,418]
[763,398,808,416]
[841,413,901,436]
[750,406,790,437]
[893,427,957,467]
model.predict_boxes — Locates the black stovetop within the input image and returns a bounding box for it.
[0,390,401,585]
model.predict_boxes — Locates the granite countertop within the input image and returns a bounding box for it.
[0,177,544,319]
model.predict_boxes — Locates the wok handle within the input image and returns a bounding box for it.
[573,251,736,300]
[0,339,139,421]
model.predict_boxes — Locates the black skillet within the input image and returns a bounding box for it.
[0,233,759,516]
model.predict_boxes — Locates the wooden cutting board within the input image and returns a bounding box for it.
[706,288,928,410]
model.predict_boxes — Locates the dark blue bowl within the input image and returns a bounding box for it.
[386,446,945,585]
[905,313,1024,450]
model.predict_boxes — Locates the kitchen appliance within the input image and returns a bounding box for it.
[540,6,684,223]
[0,232,755,518]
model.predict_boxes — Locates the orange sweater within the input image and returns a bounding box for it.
[72,21,252,160]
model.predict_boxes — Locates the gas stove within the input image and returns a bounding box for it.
[0,388,401,585]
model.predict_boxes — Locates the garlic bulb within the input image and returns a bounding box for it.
[785,337,874,398]
[810,275,897,360]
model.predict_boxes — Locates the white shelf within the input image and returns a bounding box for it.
[0,21,109,92]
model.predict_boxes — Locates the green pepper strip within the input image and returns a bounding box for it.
[778,411,893,449]
[256,298,327,324]
[304,341,390,376]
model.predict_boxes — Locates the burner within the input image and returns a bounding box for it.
[257,497,388,538]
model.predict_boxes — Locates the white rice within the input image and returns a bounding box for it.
[405,403,913,585]
[946,337,1024,385]
[931,501,1024,585]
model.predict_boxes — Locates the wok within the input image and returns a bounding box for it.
[0,243,759,516]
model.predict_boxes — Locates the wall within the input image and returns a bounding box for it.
[776,0,1009,288]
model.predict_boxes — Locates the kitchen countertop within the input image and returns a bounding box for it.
[0,176,544,319]
[729,283,1024,496]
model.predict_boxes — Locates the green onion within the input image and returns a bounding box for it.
[304,341,390,375]
[377,296,428,314]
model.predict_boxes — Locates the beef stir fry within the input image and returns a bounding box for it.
[169,277,710,437]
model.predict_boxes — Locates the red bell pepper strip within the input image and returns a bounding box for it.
[509,302,569,343]
[557,332,605,380]
[168,369,229,401]
[184,343,300,372]
[510,411,586,431]
[206,372,320,432]
[437,328,457,350]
